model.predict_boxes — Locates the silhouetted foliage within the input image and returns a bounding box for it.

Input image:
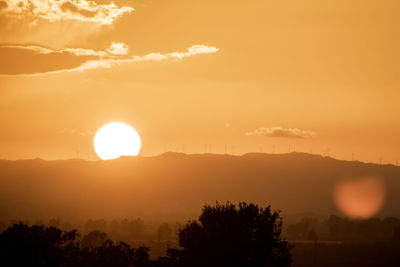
[82,240,150,267]
[0,222,151,267]
[0,203,294,266]
[167,202,293,267]
[81,230,108,250]
[0,222,80,266]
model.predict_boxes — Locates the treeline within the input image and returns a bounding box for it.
[0,202,292,267]
[286,215,400,243]
[0,218,178,243]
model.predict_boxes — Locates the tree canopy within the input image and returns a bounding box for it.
[168,202,293,267]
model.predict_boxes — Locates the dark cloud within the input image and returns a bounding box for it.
[0,45,95,75]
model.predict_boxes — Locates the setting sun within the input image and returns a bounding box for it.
[93,122,141,160]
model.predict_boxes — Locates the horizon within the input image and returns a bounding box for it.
[1,151,399,167]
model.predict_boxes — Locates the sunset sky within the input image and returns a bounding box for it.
[0,0,399,163]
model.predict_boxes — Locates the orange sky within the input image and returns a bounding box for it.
[0,0,399,163]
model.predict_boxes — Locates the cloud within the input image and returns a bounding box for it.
[62,47,108,57]
[107,42,128,55]
[0,44,108,56]
[0,1,133,48]
[0,44,219,75]
[246,127,316,139]
[0,44,55,54]
[0,0,133,24]
[133,44,218,61]
[67,44,219,72]
[0,44,97,75]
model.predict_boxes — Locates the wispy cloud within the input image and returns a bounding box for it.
[1,0,133,24]
[64,44,219,71]
[0,44,108,56]
[131,45,219,62]
[246,127,316,139]
[0,44,219,75]
[48,44,219,74]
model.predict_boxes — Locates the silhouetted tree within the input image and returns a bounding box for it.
[81,230,108,250]
[83,240,150,267]
[168,202,293,267]
[0,222,152,267]
[48,218,61,228]
[0,203,295,267]
[0,222,80,266]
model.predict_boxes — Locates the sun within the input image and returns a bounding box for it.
[93,122,141,160]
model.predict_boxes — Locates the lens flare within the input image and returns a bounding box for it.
[333,177,385,219]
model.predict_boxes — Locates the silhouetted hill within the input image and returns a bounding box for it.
[0,153,399,221]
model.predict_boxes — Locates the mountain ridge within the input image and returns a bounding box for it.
[0,152,399,222]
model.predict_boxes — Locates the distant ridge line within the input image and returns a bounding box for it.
[1,152,399,168]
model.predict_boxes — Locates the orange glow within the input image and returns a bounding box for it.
[333,177,385,219]
[0,0,399,162]
[93,122,141,160]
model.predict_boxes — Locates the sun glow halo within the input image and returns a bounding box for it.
[94,122,141,160]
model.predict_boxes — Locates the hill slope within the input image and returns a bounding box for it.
[0,153,399,221]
